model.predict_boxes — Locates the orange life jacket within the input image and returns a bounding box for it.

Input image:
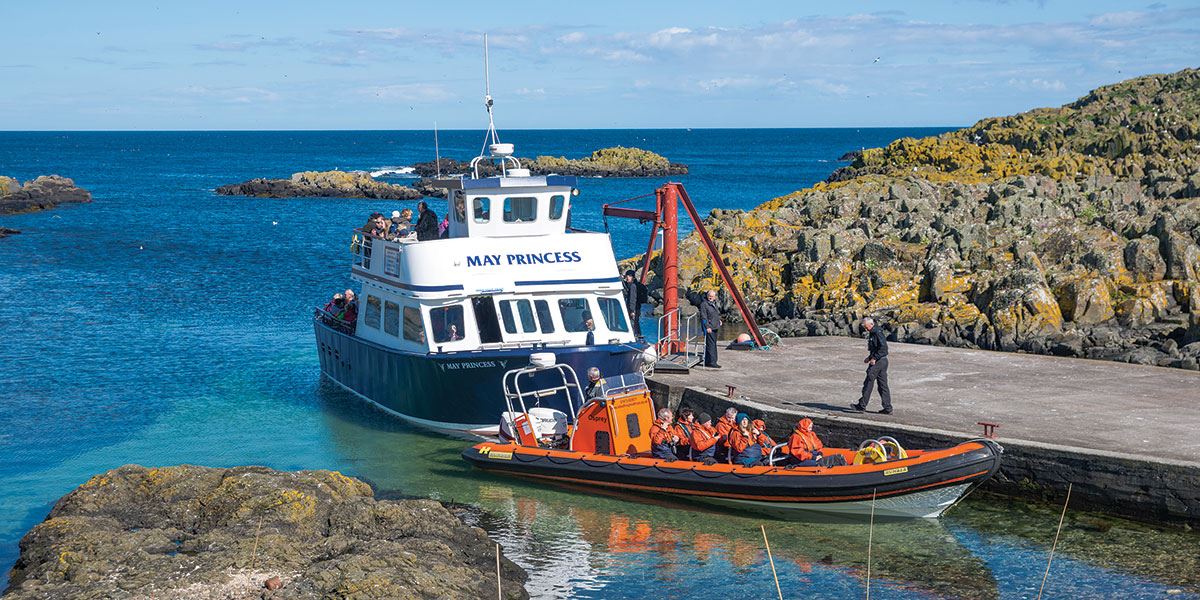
[671,421,692,447]
[727,428,754,454]
[690,423,720,453]
[788,429,824,461]
[715,416,736,442]
[650,420,674,446]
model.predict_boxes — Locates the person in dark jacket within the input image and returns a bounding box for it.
[850,317,892,414]
[699,290,722,368]
[622,270,648,337]
[415,201,439,241]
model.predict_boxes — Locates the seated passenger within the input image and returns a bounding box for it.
[728,414,765,467]
[584,367,606,400]
[784,418,825,467]
[388,210,413,239]
[689,413,720,464]
[672,408,695,460]
[365,212,388,238]
[752,418,777,453]
[714,407,738,461]
[342,289,359,333]
[323,292,345,320]
[649,408,678,461]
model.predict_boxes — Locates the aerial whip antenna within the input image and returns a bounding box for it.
[434,121,441,178]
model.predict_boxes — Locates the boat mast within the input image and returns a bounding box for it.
[434,121,441,179]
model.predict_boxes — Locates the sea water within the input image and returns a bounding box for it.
[1,129,1197,598]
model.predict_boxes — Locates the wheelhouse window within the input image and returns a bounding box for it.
[403,306,425,343]
[473,197,491,223]
[383,300,400,337]
[597,297,629,332]
[499,299,537,334]
[430,305,465,343]
[503,197,537,223]
[549,195,565,220]
[534,300,555,334]
[558,298,593,332]
[365,295,382,329]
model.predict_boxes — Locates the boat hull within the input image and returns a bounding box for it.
[462,440,1002,518]
[314,319,646,432]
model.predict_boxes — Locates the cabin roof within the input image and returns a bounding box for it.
[431,175,578,191]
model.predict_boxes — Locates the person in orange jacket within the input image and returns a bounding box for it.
[714,407,738,462]
[649,408,678,460]
[689,413,721,464]
[784,418,825,466]
[672,408,695,460]
[752,418,780,462]
[728,414,765,466]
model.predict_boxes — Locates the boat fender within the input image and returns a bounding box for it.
[853,444,888,465]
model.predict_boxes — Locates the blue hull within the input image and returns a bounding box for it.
[314,320,646,430]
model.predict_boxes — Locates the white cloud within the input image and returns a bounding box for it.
[355,83,456,103]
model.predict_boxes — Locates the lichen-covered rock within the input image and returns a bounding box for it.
[3,465,528,600]
[217,170,423,200]
[0,175,92,215]
[623,68,1200,370]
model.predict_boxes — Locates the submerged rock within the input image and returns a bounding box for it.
[4,465,528,599]
[0,175,92,215]
[217,170,423,200]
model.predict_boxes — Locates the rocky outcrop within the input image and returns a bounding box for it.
[412,146,688,178]
[217,170,423,200]
[4,465,528,599]
[629,68,1200,370]
[0,175,92,215]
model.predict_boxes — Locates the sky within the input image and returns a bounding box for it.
[1,1,1198,130]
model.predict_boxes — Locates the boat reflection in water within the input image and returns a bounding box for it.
[318,381,1000,599]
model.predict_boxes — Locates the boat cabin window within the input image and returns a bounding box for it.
[558,298,593,332]
[499,299,537,334]
[383,300,400,337]
[597,297,629,332]
[365,295,382,330]
[403,306,425,343]
[472,296,503,343]
[549,195,565,220]
[430,305,464,343]
[534,300,555,334]
[503,197,537,223]
[473,197,491,223]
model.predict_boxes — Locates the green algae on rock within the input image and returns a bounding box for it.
[628,68,1200,369]
[4,465,528,599]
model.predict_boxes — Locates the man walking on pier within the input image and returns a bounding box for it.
[699,290,722,368]
[851,317,892,414]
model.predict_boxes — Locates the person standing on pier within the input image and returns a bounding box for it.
[699,290,722,368]
[622,270,648,338]
[850,317,892,414]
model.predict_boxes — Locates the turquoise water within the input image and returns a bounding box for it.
[2,129,1198,598]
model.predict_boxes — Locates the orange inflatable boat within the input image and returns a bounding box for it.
[462,355,1002,518]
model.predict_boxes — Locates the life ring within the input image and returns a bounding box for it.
[853,440,888,465]
[877,436,908,460]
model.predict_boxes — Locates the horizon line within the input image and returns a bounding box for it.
[0,125,964,133]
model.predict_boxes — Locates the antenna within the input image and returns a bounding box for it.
[481,33,501,155]
[434,121,441,178]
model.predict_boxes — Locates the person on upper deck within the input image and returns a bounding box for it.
[689,413,720,464]
[672,408,694,460]
[727,413,765,467]
[584,367,606,400]
[649,408,678,461]
[365,212,388,238]
[784,418,825,466]
[388,209,413,239]
[415,201,439,241]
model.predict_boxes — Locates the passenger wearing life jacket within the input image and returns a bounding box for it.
[785,418,825,466]
[727,414,766,467]
[672,408,695,460]
[689,413,720,464]
[752,418,778,460]
[649,408,679,461]
[714,407,738,461]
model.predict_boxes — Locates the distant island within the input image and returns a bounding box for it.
[0,175,92,237]
[216,147,688,199]
[638,68,1200,369]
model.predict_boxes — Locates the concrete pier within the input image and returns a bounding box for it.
[647,337,1200,525]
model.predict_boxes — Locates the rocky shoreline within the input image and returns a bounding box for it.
[0,175,91,216]
[217,170,423,200]
[412,146,688,178]
[631,68,1200,370]
[3,465,528,599]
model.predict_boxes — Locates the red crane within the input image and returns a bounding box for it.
[603,182,767,360]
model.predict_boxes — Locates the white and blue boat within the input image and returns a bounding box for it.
[314,69,651,434]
